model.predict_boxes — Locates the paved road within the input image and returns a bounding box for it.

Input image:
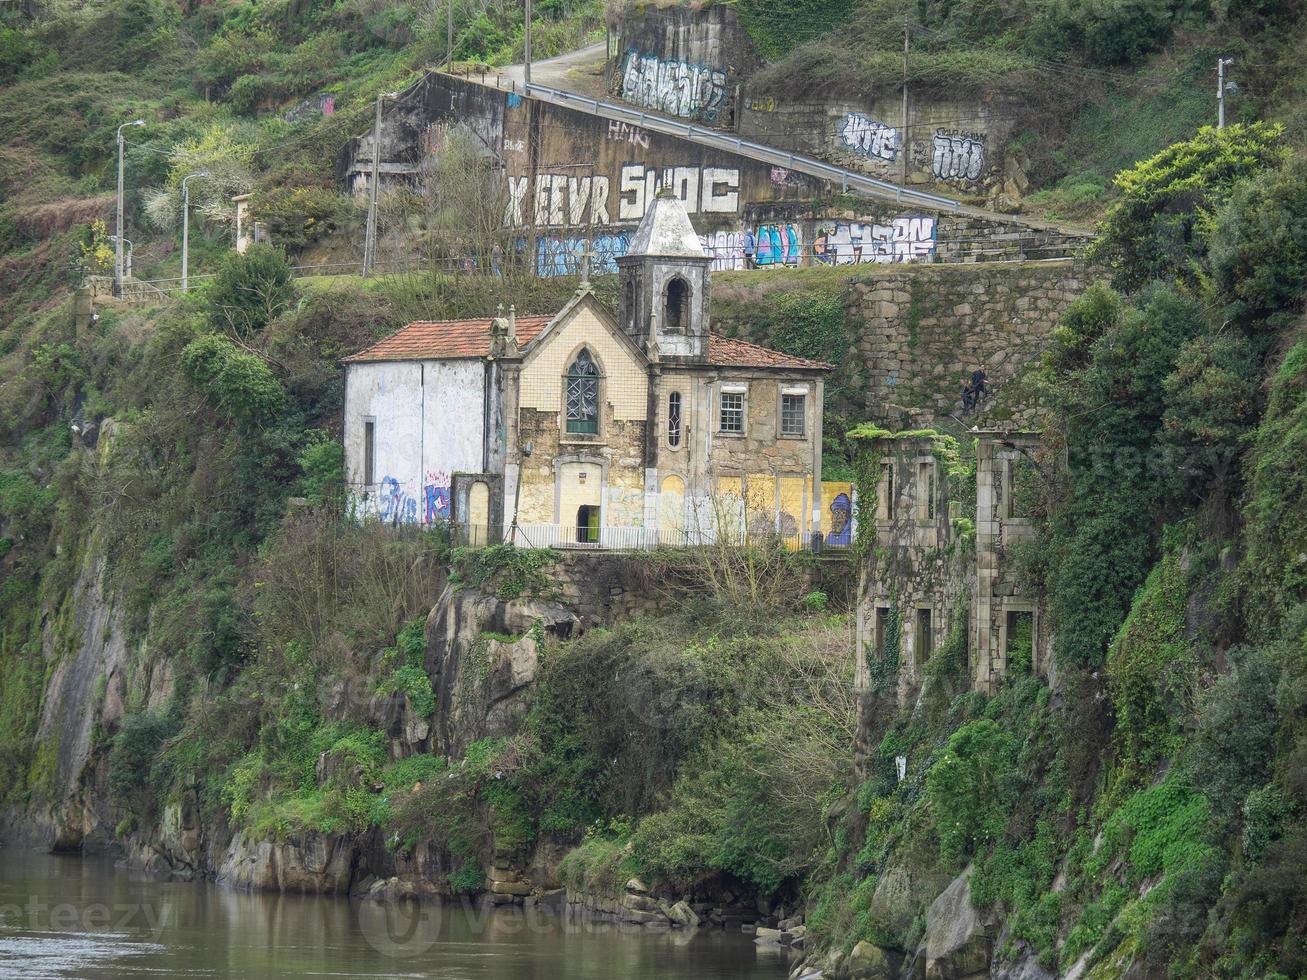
[501,40,606,92]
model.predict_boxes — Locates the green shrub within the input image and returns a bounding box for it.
[181,334,285,425]
[296,434,343,503]
[204,244,295,338]
[447,858,484,894]
[1091,122,1288,291]
[107,712,178,811]
[926,718,1016,860]
[450,545,558,599]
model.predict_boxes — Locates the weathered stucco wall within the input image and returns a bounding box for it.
[344,359,487,524]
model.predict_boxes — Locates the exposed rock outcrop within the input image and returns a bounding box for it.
[426,584,579,758]
[921,867,994,980]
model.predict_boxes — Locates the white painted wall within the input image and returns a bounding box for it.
[344,359,487,524]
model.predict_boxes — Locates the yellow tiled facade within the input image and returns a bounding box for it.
[519,305,647,420]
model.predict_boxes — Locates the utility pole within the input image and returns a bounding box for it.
[181,171,209,292]
[114,119,145,297]
[901,24,909,184]
[1217,56,1234,129]
[363,91,398,277]
[447,0,453,67]
[524,0,532,87]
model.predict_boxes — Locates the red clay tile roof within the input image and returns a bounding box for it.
[344,315,829,372]
[708,334,832,371]
[343,315,555,362]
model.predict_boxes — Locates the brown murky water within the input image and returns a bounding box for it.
[0,850,790,979]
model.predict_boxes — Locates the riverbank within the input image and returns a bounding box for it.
[0,849,789,979]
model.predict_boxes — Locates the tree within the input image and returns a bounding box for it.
[205,244,295,337]
[1209,157,1307,331]
[1090,123,1287,292]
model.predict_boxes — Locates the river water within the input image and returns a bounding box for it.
[0,851,789,979]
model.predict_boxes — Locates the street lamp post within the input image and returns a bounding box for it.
[115,119,145,297]
[363,91,399,278]
[1218,57,1235,129]
[181,171,209,292]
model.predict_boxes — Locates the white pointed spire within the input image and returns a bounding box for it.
[626,188,706,259]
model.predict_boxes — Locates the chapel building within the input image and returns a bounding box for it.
[342,191,844,547]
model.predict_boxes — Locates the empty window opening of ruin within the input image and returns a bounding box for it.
[915,607,934,665]
[1006,609,1034,672]
[917,460,936,521]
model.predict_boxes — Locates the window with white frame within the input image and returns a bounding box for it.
[780,392,806,437]
[667,391,682,447]
[719,388,745,433]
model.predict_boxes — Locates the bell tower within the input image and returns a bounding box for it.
[615,189,712,362]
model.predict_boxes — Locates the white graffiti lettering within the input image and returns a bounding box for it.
[840,113,898,162]
[607,119,650,149]
[620,49,727,122]
[932,130,985,181]
[812,217,936,265]
[505,174,610,227]
[615,164,739,222]
[699,231,745,271]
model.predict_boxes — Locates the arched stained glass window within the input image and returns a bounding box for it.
[565,348,599,434]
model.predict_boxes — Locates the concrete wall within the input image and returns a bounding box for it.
[740,93,1027,203]
[335,73,1087,277]
[610,4,761,126]
[344,359,487,524]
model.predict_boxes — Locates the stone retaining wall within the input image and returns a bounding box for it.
[714,258,1090,427]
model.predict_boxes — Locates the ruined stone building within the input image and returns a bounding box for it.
[853,431,1044,697]
[342,192,856,546]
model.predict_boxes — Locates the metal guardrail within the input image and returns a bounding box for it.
[517,80,966,214]
[458,68,1093,236]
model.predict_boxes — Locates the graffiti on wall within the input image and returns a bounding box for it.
[696,224,801,271]
[753,223,803,268]
[505,174,612,228]
[532,233,631,277]
[699,230,745,271]
[423,470,451,524]
[506,166,739,227]
[813,217,936,265]
[378,476,419,525]
[607,119,650,149]
[619,49,728,122]
[618,164,739,221]
[770,166,802,187]
[932,129,986,181]
[840,113,898,162]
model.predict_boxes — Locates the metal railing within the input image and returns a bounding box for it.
[502,521,851,554]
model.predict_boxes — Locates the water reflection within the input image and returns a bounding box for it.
[0,851,788,978]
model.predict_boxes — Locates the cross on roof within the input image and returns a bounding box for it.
[578,239,597,287]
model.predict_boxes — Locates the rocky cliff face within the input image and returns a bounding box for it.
[4,565,585,897]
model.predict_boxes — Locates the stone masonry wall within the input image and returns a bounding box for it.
[851,258,1086,425]
[712,257,1089,427]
